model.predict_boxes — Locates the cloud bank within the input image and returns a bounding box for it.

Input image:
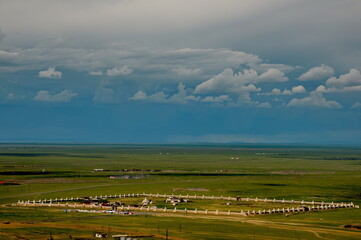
[34,89,77,102]
[298,64,334,81]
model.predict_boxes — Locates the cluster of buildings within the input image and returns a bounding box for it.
[166,196,189,205]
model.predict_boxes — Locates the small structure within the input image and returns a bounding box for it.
[111,203,118,211]
[109,174,147,180]
[141,197,152,206]
[301,206,310,211]
[165,196,188,205]
[94,232,108,238]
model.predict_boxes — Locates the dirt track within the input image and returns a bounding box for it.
[2,207,360,240]
[149,212,361,240]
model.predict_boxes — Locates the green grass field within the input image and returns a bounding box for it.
[0,144,361,239]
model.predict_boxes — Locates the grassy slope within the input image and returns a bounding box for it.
[0,144,360,239]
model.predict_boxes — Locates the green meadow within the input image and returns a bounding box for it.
[0,144,361,239]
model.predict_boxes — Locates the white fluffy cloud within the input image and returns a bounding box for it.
[251,63,296,74]
[351,102,361,109]
[106,66,133,76]
[291,85,306,94]
[169,83,190,104]
[89,70,103,76]
[282,86,306,95]
[129,91,168,103]
[259,85,306,96]
[326,69,361,87]
[130,83,232,105]
[257,102,272,108]
[287,92,341,109]
[340,85,361,92]
[34,89,77,102]
[7,93,15,100]
[194,68,287,95]
[270,88,282,95]
[313,69,361,93]
[194,68,262,95]
[130,83,201,104]
[314,85,327,93]
[147,92,169,102]
[315,84,361,93]
[129,91,147,101]
[257,68,288,83]
[6,93,24,100]
[201,95,230,103]
[298,64,334,81]
[194,68,289,104]
[38,67,62,79]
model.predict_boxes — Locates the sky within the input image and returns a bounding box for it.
[0,0,361,144]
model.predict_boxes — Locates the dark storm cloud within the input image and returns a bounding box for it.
[1,0,360,71]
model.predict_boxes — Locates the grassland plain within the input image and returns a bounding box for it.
[0,144,361,239]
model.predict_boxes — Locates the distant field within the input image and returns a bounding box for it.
[0,144,361,239]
